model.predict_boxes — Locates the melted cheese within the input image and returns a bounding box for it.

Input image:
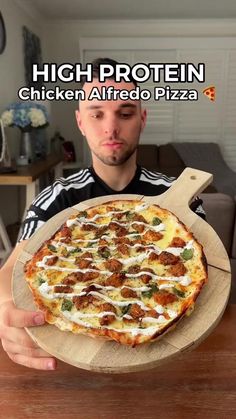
[29,200,206,340]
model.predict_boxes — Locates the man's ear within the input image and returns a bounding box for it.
[141,108,147,132]
[75,110,85,136]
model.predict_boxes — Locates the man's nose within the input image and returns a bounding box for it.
[104,117,120,137]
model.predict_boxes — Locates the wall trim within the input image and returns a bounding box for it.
[80,37,236,53]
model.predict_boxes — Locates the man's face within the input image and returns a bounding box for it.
[75,79,147,166]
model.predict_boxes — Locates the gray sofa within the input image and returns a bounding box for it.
[200,193,236,303]
[137,144,236,303]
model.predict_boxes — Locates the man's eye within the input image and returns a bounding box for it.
[91,113,102,119]
[120,113,133,119]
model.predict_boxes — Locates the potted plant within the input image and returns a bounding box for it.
[1,102,49,164]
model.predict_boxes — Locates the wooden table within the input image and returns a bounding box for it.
[0,154,63,215]
[0,304,235,419]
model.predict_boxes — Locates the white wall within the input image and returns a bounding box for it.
[1,6,236,227]
[0,0,42,225]
[42,19,236,164]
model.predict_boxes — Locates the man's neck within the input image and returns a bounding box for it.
[92,155,137,191]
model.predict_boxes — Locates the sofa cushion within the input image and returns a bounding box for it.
[137,144,158,170]
[172,142,236,197]
[159,143,185,168]
[200,193,235,254]
[158,144,185,177]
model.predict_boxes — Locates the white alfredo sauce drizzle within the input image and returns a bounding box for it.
[62,309,165,336]
[41,238,195,268]
[167,309,178,318]
[51,240,159,254]
[66,205,165,237]
[86,291,149,309]
[142,315,166,324]
[39,282,87,299]
[165,239,194,256]
[135,203,149,212]
[179,276,192,286]
[67,218,165,235]
[118,251,153,265]
[39,280,167,317]
[36,255,192,286]
[67,203,149,228]
[51,239,194,263]
[39,282,151,296]
[38,203,196,336]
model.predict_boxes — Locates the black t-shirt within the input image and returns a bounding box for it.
[19,166,205,241]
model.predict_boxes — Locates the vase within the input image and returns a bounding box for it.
[0,119,14,173]
[31,128,47,160]
[17,132,34,166]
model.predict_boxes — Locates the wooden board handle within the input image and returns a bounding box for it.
[154,167,213,208]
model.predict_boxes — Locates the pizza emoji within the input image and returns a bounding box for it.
[203,86,215,102]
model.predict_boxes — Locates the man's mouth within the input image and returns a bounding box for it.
[102,142,124,149]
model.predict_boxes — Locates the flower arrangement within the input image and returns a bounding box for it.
[1,102,49,132]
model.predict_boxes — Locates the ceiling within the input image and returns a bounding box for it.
[16,0,236,20]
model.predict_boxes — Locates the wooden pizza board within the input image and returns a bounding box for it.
[12,168,231,373]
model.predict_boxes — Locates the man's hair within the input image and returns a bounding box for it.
[81,57,137,87]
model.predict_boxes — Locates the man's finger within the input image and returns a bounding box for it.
[7,352,57,370]
[5,305,45,328]
[2,339,51,358]
[0,325,39,348]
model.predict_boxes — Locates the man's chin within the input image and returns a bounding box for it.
[98,156,129,166]
[94,149,137,166]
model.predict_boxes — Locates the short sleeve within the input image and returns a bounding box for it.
[190,196,206,220]
[18,205,50,241]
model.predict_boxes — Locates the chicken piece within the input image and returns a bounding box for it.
[153,291,177,305]
[168,262,187,277]
[105,272,126,287]
[104,258,123,272]
[46,256,58,266]
[159,251,180,265]
[143,231,163,241]
[169,237,186,248]
[121,287,138,298]
[129,303,145,319]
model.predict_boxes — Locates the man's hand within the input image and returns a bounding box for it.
[0,241,56,370]
[0,300,56,370]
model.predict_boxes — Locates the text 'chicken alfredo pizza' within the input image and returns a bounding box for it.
[24,200,207,346]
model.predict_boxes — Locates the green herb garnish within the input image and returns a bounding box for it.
[126,212,134,221]
[133,235,141,240]
[47,244,56,252]
[61,299,73,311]
[86,242,94,248]
[79,211,87,218]
[141,290,153,298]
[142,284,159,298]
[121,304,131,315]
[173,288,185,298]
[38,277,45,286]
[98,249,110,259]
[68,248,81,255]
[152,217,162,226]
[181,248,194,260]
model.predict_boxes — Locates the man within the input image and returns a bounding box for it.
[0,58,204,370]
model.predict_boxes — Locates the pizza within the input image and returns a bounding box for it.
[203,85,215,102]
[24,200,207,346]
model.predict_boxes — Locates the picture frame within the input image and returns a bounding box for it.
[0,120,15,173]
[23,26,43,89]
[0,12,6,54]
